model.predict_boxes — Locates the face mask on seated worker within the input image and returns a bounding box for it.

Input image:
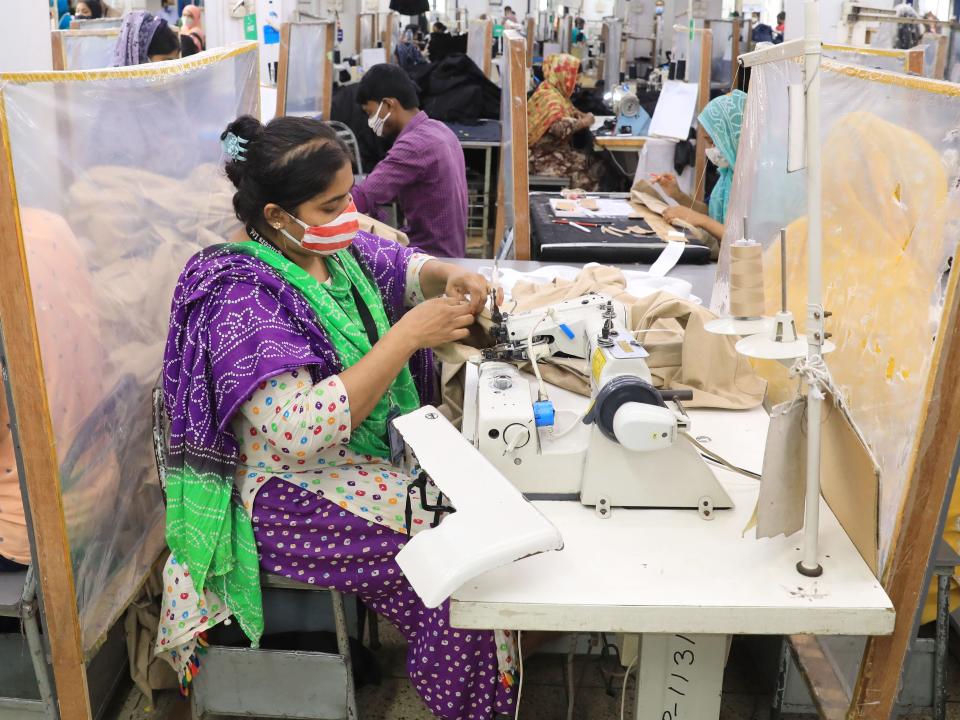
[367,101,392,138]
[705,146,729,169]
[279,200,361,255]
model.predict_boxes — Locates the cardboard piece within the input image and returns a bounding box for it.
[754,392,880,574]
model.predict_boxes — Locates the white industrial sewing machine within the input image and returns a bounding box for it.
[463,293,733,518]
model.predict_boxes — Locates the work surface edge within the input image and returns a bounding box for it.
[448,407,894,637]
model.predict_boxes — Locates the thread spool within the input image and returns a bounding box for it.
[729,242,765,318]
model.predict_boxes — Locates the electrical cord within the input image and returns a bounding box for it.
[620,656,638,720]
[549,409,586,439]
[515,630,524,720]
[527,310,552,401]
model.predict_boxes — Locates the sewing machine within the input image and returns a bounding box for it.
[466,293,733,517]
[603,85,651,137]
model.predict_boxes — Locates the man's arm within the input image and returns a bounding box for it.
[352,140,418,218]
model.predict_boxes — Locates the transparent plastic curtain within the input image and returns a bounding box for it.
[0,44,258,652]
[949,27,960,82]
[468,19,490,72]
[62,32,118,70]
[821,46,908,73]
[285,23,331,117]
[920,34,941,77]
[359,13,376,50]
[71,17,123,30]
[712,58,960,567]
[708,20,747,87]
[672,18,703,83]
[500,35,520,245]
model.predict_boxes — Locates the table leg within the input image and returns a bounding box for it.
[634,633,727,720]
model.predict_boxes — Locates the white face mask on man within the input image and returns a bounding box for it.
[705,146,729,169]
[367,101,391,138]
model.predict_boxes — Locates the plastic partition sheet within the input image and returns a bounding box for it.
[920,33,946,78]
[358,13,376,50]
[0,43,258,653]
[284,22,332,117]
[57,30,119,71]
[70,17,123,30]
[501,37,518,242]
[468,19,491,75]
[602,18,623,91]
[707,19,747,87]
[822,45,908,73]
[711,59,960,566]
[949,27,960,83]
[673,18,704,83]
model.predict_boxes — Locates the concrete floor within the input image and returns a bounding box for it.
[104,621,960,720]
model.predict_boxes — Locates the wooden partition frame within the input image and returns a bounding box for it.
[0,125,92,720]
[0,44,259,720]
[525,16,535,66]
[823,42,925,75]
[357,12,377,51]
[467,18,494,79]
[275,21,335,120]
[693,29,713,204]
[850,234,960,718]
[493,31,530,259]
[50,28,119,71]
[380,11,398,64]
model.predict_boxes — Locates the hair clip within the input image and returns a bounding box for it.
[220,131,249,162]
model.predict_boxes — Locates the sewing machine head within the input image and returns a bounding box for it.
[470,292,734,517]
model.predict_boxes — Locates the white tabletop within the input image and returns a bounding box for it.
[450,406,895,637]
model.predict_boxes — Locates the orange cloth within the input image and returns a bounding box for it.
[527,53,580,145]
[0,209,107,565]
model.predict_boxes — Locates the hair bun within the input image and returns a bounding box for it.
[222,114,264,188]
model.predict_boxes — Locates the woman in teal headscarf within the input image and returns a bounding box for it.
[653,89,747,244]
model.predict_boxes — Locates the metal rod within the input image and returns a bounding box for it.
[743,216,749,242]
[780,228,788,313]
[935,572,950,720]
[798,0,824,578]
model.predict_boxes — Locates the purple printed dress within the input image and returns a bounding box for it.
[156,232,518,720]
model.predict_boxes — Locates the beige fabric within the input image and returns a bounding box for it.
[125,557,178,702]
[357,213,409,246]
[629,179,721,260]
[506,268,766,409]
[434,266,766,420]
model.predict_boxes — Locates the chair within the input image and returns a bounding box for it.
[326,120,364,176]
[152,378,360,720]
[0,567,56,718]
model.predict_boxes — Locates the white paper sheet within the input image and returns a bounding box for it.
[549,197,637,218]
[360,47,387,69]
[649,80,699,141]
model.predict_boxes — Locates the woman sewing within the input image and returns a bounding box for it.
[653,90,746,244]
[527,54,603,191]
[156,115,518,720]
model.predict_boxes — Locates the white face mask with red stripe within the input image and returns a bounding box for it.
[280,201,361,255]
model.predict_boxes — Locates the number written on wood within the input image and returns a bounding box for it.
[664,635,696,718]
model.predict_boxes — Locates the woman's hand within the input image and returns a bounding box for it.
[662,205,704,227]
[445,270,503,315]
[393,298,476,350]
[420,261,503,314]
[650,173,683,202]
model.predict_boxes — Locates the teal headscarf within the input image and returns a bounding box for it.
[698,89,747,225]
